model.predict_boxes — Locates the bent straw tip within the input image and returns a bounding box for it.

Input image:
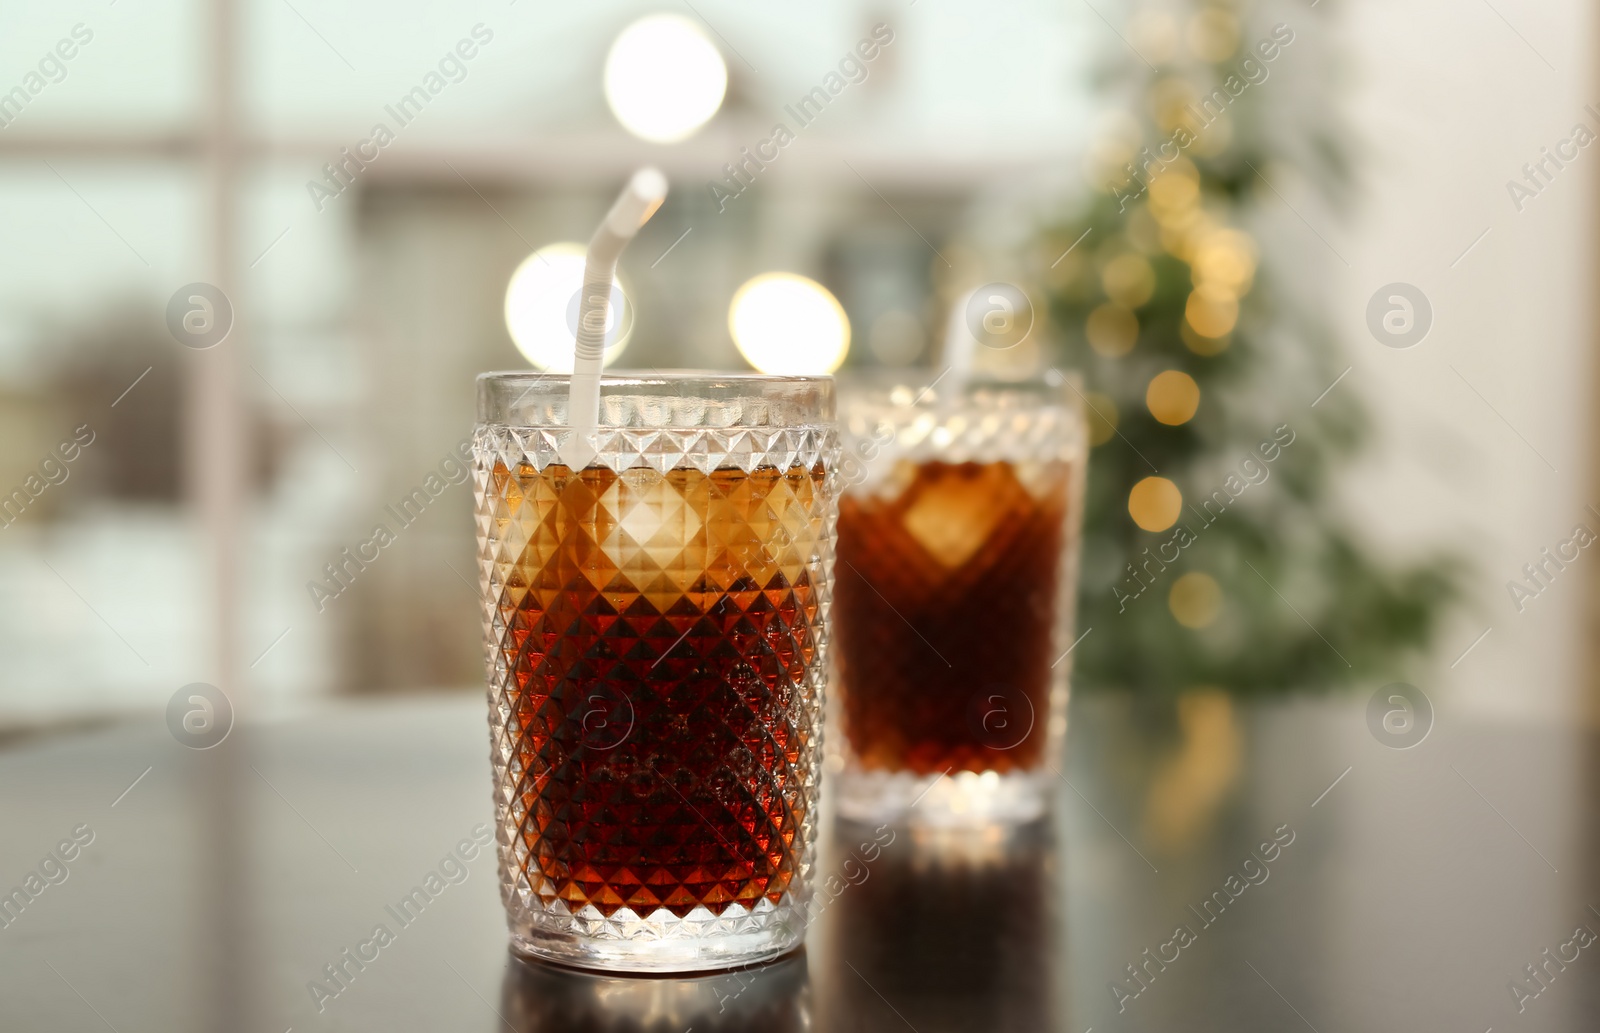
[601,168,669,239]
[630,166,668,205]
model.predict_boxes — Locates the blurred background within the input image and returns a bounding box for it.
[0,0,1593,731]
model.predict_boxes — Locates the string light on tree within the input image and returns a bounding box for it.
[1181,321,1230,356]
[1169,571,1222,628]
[1184,285,1238,338]
[1128,475,1182,533]
[1146,370,1201,425]
[604,14,728,143]
[1192,228,1257,294]
[1149,163,1200,219]
[729,273,850,375]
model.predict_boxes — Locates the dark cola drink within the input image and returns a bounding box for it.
[832,380,1085,826]
[473,371,839,971]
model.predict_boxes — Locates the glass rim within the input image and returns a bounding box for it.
[476,369,832,387]
[476,368,835,431]
[835,368,1084,411]
[835,367,1083,389]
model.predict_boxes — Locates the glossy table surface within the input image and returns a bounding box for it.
[2,692,1598,1032]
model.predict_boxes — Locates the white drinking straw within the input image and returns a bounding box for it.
[564,167,668,469]
[938,287,980,407]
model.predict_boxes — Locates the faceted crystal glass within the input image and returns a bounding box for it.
[473,372,838,973]
[832,374,1086,826]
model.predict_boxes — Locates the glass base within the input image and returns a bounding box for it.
[505,896,806,974]
[503,949,810,1029]
[835,768,1052,827]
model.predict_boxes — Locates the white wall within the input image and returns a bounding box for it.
[1339,0,1595,722]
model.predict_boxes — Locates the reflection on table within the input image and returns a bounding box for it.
[501,949,809,1033]
[495,815,1063,1033]
[4,695,1599,1032]
[813,818,1060,1032]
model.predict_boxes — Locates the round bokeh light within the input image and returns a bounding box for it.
[1128,475,1183,533]
[504,243,631,372]
[604,14,728,144]
[1168,571,1222,628]
[1147,369,1201,425]
[729,272,851,375]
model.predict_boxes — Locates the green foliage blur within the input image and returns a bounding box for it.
[1037,2,1462,696]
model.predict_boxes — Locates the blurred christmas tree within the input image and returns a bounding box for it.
[1036,0,1461,696]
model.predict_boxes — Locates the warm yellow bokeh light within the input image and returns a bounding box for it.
[1150,76,1199,134]
[1187,8,1240,62]
[1087,302,1139,357]
[1181,321,1231,356]
[729,273,850,375]
[504,243,631,372]
[1148,163,1200,219]
[1141,690,1240,852]
[1085,391,1119,447]
[1191,228,1257,294]
[1129,11,1180,65]
[1147,370,1201,425]
[1129,476,1183,532]
[1102,254,1156,308]
[1169,572,1222,628]
[604,14,728,143]
[1185,286,1239,338]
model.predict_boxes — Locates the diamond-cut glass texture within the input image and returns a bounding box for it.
[836,459,1074,775]
[475,425,837,943]
[834,390,1084,780]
